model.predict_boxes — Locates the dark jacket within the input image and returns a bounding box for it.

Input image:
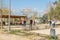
[30,20,33,24]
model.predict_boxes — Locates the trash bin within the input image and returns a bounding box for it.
[50,29,56,38]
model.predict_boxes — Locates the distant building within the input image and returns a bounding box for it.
[0,8,27,25]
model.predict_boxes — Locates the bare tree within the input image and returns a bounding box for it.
[21,8,33,18]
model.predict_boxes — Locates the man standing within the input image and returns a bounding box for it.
[23,19,26,27]
[30,19,33,30]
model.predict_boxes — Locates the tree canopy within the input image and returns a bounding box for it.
[48,1,60,20]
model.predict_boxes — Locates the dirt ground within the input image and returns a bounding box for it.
[0,24,60,40]
[0,30,43,40]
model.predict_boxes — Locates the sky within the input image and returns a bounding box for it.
[4,0,56,17]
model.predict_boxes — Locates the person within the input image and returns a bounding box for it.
[20,19,22,25]
[23,19,26,30]
[51,20,55,28]
[30,19,33,30]
[34,20,36,25]
[23,19,26,27]
[3,21,5,25]
[49,20,52,26]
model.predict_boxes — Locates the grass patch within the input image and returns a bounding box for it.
[47,36,58,40]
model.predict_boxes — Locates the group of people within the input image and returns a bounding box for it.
[20,19,35,26]
[20,19,34,30]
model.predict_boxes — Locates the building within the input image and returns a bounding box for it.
[0,8,27,25]
[0,15,27,25]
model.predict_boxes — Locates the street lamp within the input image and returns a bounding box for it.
[8,0,11,32]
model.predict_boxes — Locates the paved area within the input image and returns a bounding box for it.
[30,28,60,35]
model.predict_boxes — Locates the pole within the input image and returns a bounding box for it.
[0,0,3,29]
[8,0,11,32]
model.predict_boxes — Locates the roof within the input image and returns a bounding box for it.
[2,15,27,18]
